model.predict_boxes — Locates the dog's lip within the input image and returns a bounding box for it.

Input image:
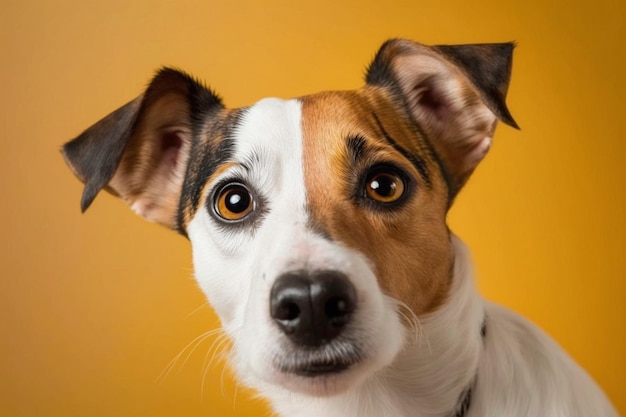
[273,340,363,378]
[292,359,352,377]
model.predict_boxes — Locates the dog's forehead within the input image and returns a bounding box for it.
[298,88,416,149]
[230,87,429,169]
[233,97,303,157]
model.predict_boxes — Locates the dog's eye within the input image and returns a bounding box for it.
[364,168,406,204]
[214,183,254,221]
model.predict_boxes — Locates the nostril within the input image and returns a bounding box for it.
[325,295,355,326]
[276,302,301,322]
[270,272,310,328]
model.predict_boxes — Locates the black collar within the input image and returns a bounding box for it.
[453,384,474,417]
[452,320,487,417]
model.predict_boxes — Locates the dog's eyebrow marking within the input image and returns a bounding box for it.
[240,148,266,173]
[239,161,251,173]
[372,112,432,187]
[346,135,367,162]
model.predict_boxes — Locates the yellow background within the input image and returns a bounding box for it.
[1,0,624,415]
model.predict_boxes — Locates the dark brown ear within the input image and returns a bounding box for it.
[366,39,518,199]
[62,68,224,229]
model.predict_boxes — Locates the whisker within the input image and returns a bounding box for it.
[392,299,432,354]
[185,302,210,319]
[177,330,224,376]
[178,329,222,372]
[232,375,240,410]
[156,328,223,384]
[206,334,231,371]
[200,334,232,403]
[220,354,231,400]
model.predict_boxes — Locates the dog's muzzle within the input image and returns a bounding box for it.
[270,270,357,347]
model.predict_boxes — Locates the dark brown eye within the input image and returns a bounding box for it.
[215,183,254,221]
[365,169,406,203]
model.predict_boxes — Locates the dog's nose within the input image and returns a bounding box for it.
[270,270,357,347]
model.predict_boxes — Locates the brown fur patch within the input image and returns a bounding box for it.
[300,88,454,315]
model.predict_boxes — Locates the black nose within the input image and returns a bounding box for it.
[270,270,357,347]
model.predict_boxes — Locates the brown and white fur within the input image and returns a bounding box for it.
[62,39,618,417]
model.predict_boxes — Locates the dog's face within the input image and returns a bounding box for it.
[63,39,516,397]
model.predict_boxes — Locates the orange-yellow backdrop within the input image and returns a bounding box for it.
[1,0,624,416]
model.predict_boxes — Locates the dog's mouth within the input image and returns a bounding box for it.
[291,358,353,377]
[274,344,362,378]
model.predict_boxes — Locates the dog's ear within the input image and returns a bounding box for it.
[62,68,224,230]
[366,39,518,198]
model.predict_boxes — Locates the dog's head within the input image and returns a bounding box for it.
[63,39,516,397]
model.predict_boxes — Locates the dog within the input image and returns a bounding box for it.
[62,39,618,417]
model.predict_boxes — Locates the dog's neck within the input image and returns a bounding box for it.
[268,235,485,417]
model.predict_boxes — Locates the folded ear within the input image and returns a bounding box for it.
[62,68,224,230]
[366,39,518,199]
